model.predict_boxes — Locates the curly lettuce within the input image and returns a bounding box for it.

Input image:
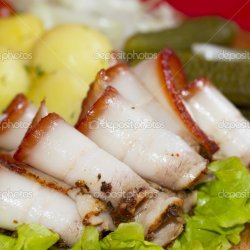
[71,226,100,250]
[1,157,249,250]
[72,223,163,250]
[171,157,250,250]
[0,222,162,250]
[0,224,59,250]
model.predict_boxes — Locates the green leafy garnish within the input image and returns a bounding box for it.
[171,157,250,250]
[72,223,163,250]
[71,226,100,250]
[0,224,59,250]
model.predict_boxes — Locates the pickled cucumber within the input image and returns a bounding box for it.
[240,108,250,120]
[124,16,236,55]
[179,53,250,107]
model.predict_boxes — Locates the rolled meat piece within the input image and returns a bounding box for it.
[68,188,114,230]
[132,48,219,158]
[14,109,184,246]
[135,191,183,234]
[0,155,83,246]
[152,220,183,247]
[136,191,183,247]
[76,86,207,190]
[0,154,114,232]
[183,78,250,166]
[0,94,37,151]
[76,64,197,149]
[14,113,151,220]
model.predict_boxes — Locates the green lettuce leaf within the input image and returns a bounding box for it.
[2,157,248,250]
[171,157,250,250]
[0,224,59,250]
[100,223,163,250]
[72,223,163,250]
[71,226,100,250]
[0,235,16,249]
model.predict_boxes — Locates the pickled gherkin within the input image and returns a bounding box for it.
[240,108,250,120]
[124,16,236,54]
[179,53,250,107]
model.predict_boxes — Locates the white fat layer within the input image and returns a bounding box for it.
[24,120,150,207]
[132,58,196,146]
[133,59,180,119]
[26,166,71,190]
[86,95,207,190]
[0,105,37,151]
[135,192,182,234]
[68,189,115,230]
[0,166,83,245]
[0,114,6,123]
[110,69,185,136]
[20,118,184,239]
[27,166,114,231]
[68,190,103,220]
[152,220,183,246]
[187,84,250,165]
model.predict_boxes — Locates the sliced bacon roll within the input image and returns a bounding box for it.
[76,86,207,190]
[0,155,83,246]
[14,113,151,219]
[14,110,184,246]
[76,64,197,148]
[68,189,114,229]
[0,154,114,232]
[1,95,113,230]
[183,78,250,166]
[0,94,37,151]
[133,49,219,158]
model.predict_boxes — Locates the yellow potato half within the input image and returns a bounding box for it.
[0,14,44,53]
[31,24,112,84]
[0,46,30,113]
[28,70,89,124]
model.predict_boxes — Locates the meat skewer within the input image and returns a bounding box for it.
[14,108,184,246]
[76,86,207,190]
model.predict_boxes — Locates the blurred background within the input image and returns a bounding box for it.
[0,0,250,122]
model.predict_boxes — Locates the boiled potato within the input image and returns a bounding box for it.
[0,46,30,113]
[28,70,89,124]
[0,14,44,52]
[31,24,112,83]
